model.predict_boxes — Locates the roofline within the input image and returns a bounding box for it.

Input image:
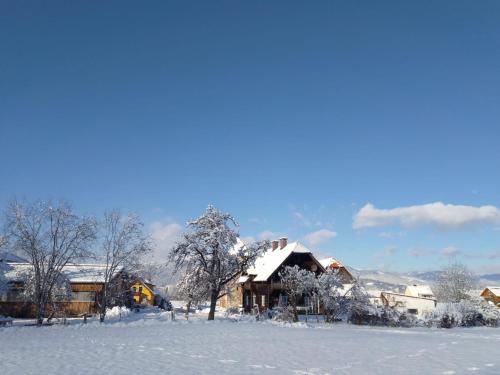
[264,250,325,282]
[381,291,436,301]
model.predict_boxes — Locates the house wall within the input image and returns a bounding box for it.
[481,289,500,306]
[0,282,104,318]
[381,293,436,319]
[131,281,154,305]
[218,283,244,309]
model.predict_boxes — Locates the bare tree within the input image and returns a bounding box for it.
[5,200,96,325]
[169,205,268,320]
[97,211,151,322]
[433,262,476,303]
[19,268,71,322]
[135,261,166,286]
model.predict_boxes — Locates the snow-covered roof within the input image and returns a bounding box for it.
[246,241,318,282]
[484,286,500,296]
[319,257,344,269]
[382,291,436,301]
[238,275,249,283]
[3,262,122,283]
[405,284,434,297]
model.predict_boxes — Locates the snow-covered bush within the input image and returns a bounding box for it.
[424,299,500,328]
[347,282,378,325]
[272,306,296,323]
[224,306,241,317]
[105,306,131,321]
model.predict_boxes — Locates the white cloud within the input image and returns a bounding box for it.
[304,229,337,246]
[441,246,459,257]
[378,231,405,239]
[149,221,183,261]
[353,202,500,230]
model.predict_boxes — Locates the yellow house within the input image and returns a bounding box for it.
[131,280,155,305]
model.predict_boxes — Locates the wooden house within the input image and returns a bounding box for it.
[0,261,131,318]
[220,237,353,314]
[480,287,500,307]
[319,257,354,284]
[131,279,156,306]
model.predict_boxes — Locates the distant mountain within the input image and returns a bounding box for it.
[348,267,430,293]
[480,274,500,282]
[348,268,500,293]
[0,252,28,263]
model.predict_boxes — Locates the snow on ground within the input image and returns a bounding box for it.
[1,310,499,375]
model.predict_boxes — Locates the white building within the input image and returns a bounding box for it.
[404,284,434,299]
[381,291,436,319]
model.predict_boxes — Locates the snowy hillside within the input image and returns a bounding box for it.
[349,268,430,293]
[350,268,500,293]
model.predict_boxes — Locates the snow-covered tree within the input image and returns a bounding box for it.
[5,200,96,325]
[278,265,317,322]
[317,268,344,323]
[347,280,374,325]
[97,211,151,322]
[175,265,209,319]
[169,205,268,320]
[433,262,476,303]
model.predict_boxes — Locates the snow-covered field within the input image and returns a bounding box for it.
[1,310,499,375]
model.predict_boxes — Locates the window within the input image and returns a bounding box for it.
[252,294,256,306]
[280,294,288,306]
[261,295,265,306]
[139,286,143,294]
[245,294,250,307]
[71,291,96,302]
[407,309,418,315]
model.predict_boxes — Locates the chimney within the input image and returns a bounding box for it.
[279,237,288,249]
[271,240,279,251]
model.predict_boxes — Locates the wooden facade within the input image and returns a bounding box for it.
[0,263,137,318]
[0,282,104,318]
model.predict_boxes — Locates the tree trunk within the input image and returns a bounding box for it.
[36,298,45,326]
[291,295,298,322]
[185,300,191,320]
[208,289,218,321]
[99,288,107,323]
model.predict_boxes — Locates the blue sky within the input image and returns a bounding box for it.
[1,1,500,273]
